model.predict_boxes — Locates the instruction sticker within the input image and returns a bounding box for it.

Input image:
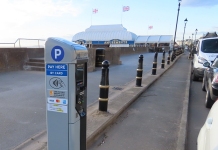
[48,90,67,98]
[47,103,67,113]
[46,76,68,90]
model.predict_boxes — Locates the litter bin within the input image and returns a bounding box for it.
[95,48,105,67]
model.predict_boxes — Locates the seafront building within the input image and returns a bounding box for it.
[72,24,173,50]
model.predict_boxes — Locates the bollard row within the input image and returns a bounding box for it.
[98,50,175,112]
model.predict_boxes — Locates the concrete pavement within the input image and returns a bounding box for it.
[13,51,191,150]
[89,52,191,150]
[1,52,162,150]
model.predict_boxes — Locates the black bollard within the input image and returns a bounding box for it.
[167,51,171,65]
[175,50,178,56]
[171,50,176,62]
[161,51,165,69]
[170,51,174,62]
[136,54,143,87]
[152,52,158,75]
[99,60,110,112]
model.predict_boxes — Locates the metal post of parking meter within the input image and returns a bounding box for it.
[167,51,171,65]
[45,37,88,150]
[152,52,158,75]
[136,54,143,87]
[99,60,110,112]
[161,51,165,69]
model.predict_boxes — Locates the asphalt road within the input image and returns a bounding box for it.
[186,77,210,150]
[0,52,163,150]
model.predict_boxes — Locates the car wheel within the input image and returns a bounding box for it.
[192,72,198,81]
[205,90,214,108]
[202,77,206,91]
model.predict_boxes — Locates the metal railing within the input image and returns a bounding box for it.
[0,38,46,48]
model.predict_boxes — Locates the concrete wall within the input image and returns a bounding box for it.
[0,47,148,72]
[87,47,149,71]
[120,47,149,55]
[0,48,44,72]
[87,48,121,72]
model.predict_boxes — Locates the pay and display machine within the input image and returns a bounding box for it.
[45,37,88,150]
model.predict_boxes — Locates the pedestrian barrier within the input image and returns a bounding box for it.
[152,52,158,75]
[99,60,110,111]
[0,38,45,48]
[161,51,165,69]
[167,51,171,65]
[136,54,143,87]
[95,48,105,67]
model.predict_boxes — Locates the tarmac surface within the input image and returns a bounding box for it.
[89,52,191,150]
[12,51,191,150]
[0,52,162,150]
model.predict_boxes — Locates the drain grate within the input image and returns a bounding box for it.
[112,87,123,90]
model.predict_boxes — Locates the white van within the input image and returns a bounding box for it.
[192,37,218,81]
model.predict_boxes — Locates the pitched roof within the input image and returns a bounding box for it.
[202,32,217,38]
[135,35,173,43]
[72,24,137,41]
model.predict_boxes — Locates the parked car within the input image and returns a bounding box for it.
[202,58,218,108]
[192,37,218,81]
[197,100,218,150]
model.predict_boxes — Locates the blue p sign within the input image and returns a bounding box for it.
[51,46,64,61]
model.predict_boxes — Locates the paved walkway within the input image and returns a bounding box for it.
[89,52,191,150]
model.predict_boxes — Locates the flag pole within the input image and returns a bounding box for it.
[121,6,123,24]
[147,25,148,34]
[91,9,93,25]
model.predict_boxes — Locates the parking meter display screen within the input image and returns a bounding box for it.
[76,64,84,84]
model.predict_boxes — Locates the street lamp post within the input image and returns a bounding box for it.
[194,29,198,46]
[192,33,194,50]
[191,33,194,50]
[189,36,191,49]
[171,0,181,62]
[182,18,188,52]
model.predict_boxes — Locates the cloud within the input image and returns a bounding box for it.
[0,0,90,41]
[181,0,218,7]
[0,0,85,28]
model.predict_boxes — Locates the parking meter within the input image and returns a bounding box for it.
[45,37,88,150]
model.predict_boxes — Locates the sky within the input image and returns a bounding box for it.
[0,0,218,45]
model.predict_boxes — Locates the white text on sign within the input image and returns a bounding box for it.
[47,65,66,70]
[49,72,65,75]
